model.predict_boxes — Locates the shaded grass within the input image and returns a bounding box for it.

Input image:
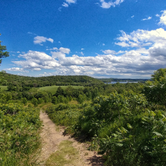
[38,85,84,94]
[46,140,79,166]
[0,85,7,91]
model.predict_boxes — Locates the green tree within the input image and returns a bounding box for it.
[0,34,9,64]
[31,97,38,106]
[151,68,166,82]
[22,97,27,105]
[144,68,166,107]
[55,87,65,97]
[52,96,58,104]
[38,98,44,104]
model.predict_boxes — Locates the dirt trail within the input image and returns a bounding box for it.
[39,111,104,166]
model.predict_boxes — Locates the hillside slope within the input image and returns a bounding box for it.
[0,71,103,87]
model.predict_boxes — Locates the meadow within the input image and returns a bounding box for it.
[38,85,84,94]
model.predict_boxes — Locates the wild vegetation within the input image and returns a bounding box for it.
[46,68,166,166]
[0,68,166,165]
[0,104,41,165]
[0,72,103,88]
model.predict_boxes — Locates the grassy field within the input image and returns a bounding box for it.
[38,85,84,94]
[0,86,7,91]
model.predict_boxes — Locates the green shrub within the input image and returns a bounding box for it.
[0,103,41,165]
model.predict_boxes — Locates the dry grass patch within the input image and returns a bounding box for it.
[68,100,78,105]
[46,140,80,166]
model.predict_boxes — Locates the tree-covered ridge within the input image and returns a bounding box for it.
[98,78,149,83]
[0,71,104,87]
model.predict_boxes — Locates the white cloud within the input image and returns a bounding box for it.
[11,27,166,78]
[51,47,70,59]
[66,0,77,4]
[11,45,164,78]
[5,67,28,73]
[102,49,116,54]
[62,2,69,7]
[116,28,166,48]
[80,52,84,56]
[13,50,60,71]
[159,10,166,25]
[59,47,70,54]
[131,15,134,18]
[61,0,77,8]
[52,52,66,59]
[142,16,152,21]
[34,36,54,45]
[99,0,124,9]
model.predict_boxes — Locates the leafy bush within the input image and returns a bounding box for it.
[99,109,166,166]
[73,91,166,165]
[0,103,41,165]
[46,103,83,131]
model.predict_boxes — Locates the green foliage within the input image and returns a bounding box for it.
[99,109,166,166]
[77,94,86,104]
[55,86,65,96]
[31,97,38,106]
[0,103,41,165]
[38,98,44,104]
[46,103,82,130]
[151,68,166,82]
[144,68,166,106]
[22,97,27,105]
[0,72,103,88]
[0,35,9,64]
[72,90,166,165]
[0,85,7,91]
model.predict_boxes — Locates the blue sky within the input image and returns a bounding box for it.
[0,0,166,78]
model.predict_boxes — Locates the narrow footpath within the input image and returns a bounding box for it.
[38,111,104,166]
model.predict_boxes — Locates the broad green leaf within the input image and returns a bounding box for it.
[153,131,163,137]
[116,143,123,147]
[127,123,132,129]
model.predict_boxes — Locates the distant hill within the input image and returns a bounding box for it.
[0,72,103,87]
[98,78,149,83]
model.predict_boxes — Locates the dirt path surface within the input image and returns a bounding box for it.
[39,111,104,166]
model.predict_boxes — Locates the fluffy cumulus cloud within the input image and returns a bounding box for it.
[102,49,116,54]
[13,50,60,71]
[11,26,166,78]
[99,0,124,9]
[11,37,166,78]
[115,28,166,48]
[51,47,70,59]
[5,67,28,73]
[159,10,166,25]
[9,10,166,78]
[34,36,54,45]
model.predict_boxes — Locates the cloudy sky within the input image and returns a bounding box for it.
[0,0,166,78]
